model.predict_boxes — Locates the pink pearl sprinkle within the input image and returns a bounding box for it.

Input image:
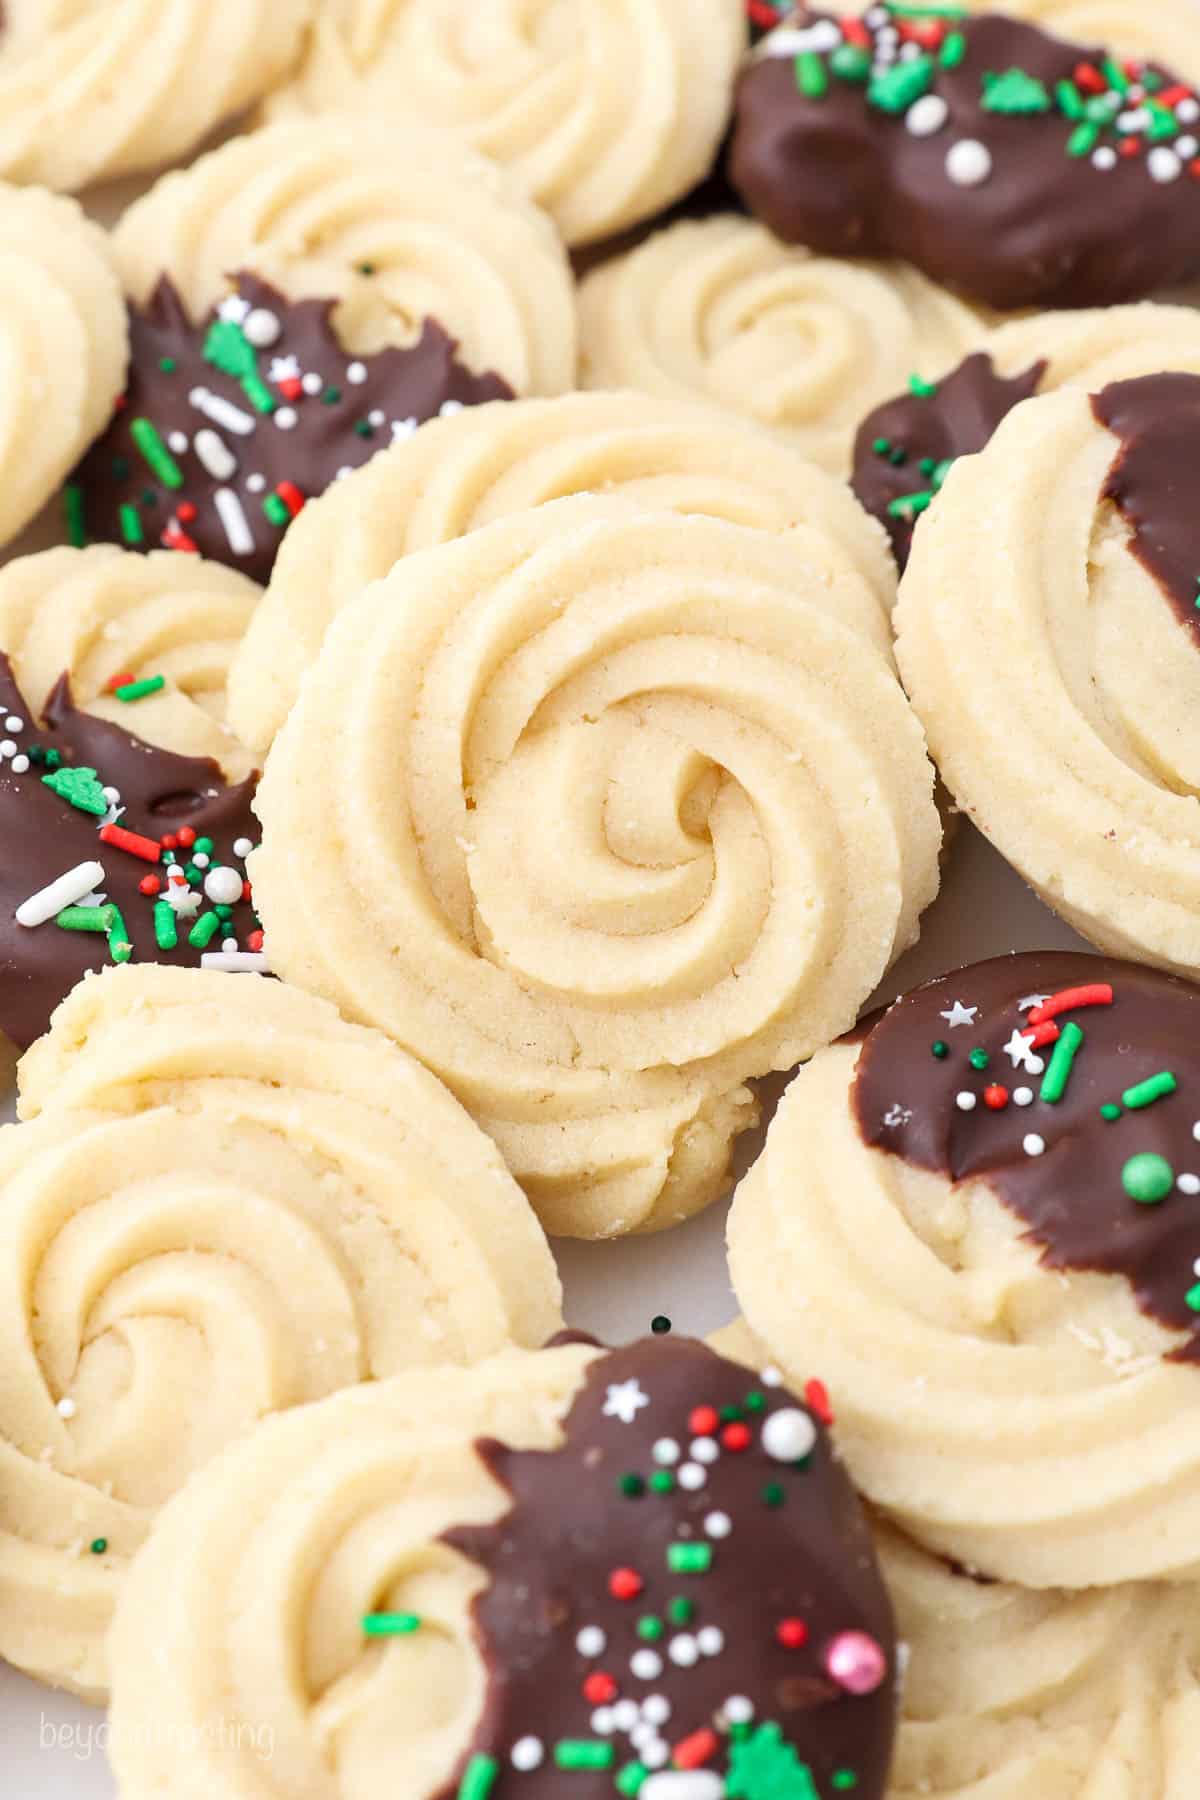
[824,1630,887,1695]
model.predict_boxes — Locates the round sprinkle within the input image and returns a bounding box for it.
[983,1084,1009,1111]
[955,1091,977,1112]
[167,431,189,454]
[969,1048,990,1071]
[631,1649,663,1680]
[1092,146,1118,170]
[946,139,993,187]
[203,867,245,906]
[825,1630,888,1696]
[761,1365,783,1386]
[590,1707,615,1735]
[102,787,121,806]
[1148,147,1183,184]
[1013,1086,1034,1107]
[511,1737,544,1772]
[347,361,368,384]
[243,308,282,348]
[1176,134,1199,160]
[761,1407,817,1464]
[668,1634,700,1667]
[652,1438,680,1466]
[651,1314,672,1334]
[192,852,211,870]
[576,1626,606,1657]
[931,1039,949,1059]
[5,715,24,732]
[704,1511,732,1539]
[677,1462,707,1491]
[697,1626,724,1656]
[57,1397,77,1419]
[1023,1134,1046,1157]
[274,407,299,431]
[90,1538,107,1556]
[725,1696,754,1724]
[906,94,949,137]
[301,371,324,396]
[642,1695,671,1725]
[1178,98,1200,123]
[640,1740,670,1771]
[1122,1152,1175,1205]
[246,474,267,494]
[690,1437,719,1464]
[10,755,29,774]
[0,740,15,758]
[613,1700,639,1730]
[233,838,255,859]
[1180,1174,1200,1196]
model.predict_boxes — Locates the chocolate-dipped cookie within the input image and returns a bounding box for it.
[730,950,1200,1589]
[730,6,1200,309]
[105,1334,898,1800]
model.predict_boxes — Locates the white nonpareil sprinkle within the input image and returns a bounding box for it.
[439,398,465,418]
[510,1736,544,1771]
[274,407,299,432]
[200,952,270,974]
[591,1708,615,1735]
[192,852,211,871]
[761,1365,783,1387]
[762,1407,817,1463]
[1023,1134,1046,1157]
[704,1511,732,1539]
[204,866,245,906]
[1148,147,1183,184]
[575,1626,605,1657]
[907,94,949,137]
[668,1634,699,1668]
[167,431,189,455]
[652,1438,680,1465]
[243,308,282,349]
[56,1397,77,1420]
[696,1626,724,1656]
[641,1695,671,1725]
[16,860,106,928]
[214,487,255,557]
[189,386,255,436]
[195,429,238,481]
[1092,147,1117,171]
[1177,98,1200,124]
[639,1742,671,1773]
[10,755,29,775]
[1176,134,1199,160]
[0,740,15,758]
[955,1091,977,1112]
[302,371,324,396]
[5,714,24,732]
[631,1649,663,1680]
[1013,1086,1034,1107]
[724,1696,754,1724]
[1178,1174,1200,1196]
[347,361,368,384]
[946,139,993,187]
[690,1437,719,1463]
[246,473,267,494]
[612,1700,638,1730]
[221,937,239,954]
[233,838,255,859]
[677,1462,706,1491]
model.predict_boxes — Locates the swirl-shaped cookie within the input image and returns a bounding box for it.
[264,0,746,248]
[0,184,126,550]
[853,303,1200,568]
[226,391,895,753]
[729,950,1200,1589]
[0,1,313,191]
[3,964,561,1699]
[68,120,576,582]
[251,497,940,1238]
[106,1333,898,1800]
[896,372,1200,971]
[578,216,988,473]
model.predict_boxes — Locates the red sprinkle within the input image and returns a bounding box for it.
[689,1405,719,1437]
[99,823,161,864]
[1119,137,1141,158]
[276,480,306,518]
[1028,984,1113,1025]
[1157,84,1192,108]
[983,1084,1010,1111]
[279,376,304,401]
[608,1568,643,1602]
[776,1617,809,1650]
[582,1672,618,1705]
[721,1422,751,1453]
[1023,1021,1061,1051]
[747,0,781,24]
[177,501,198,523]
[840,15,871,47]
[804,1378,834,1426]
[1073,61,1107,93]
[673,1728,719,1770]
[160,834,178,852]
[138,875,161,897]
[248,928,264,952]
[162,526,199,554]
[242,880,253,903]
[177,826,197,849]
[1191,159,1200,180]
[105,671,134,694]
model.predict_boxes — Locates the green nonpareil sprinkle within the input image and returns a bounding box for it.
[668,1596,695,1625]
[615,1763,648,1797]
[116,675,165,703]
[931,1040,949,1059]
[795,50,828,98]
[909,374,938,398]
[969,1047,990,1071]
[188,911,223,950]
[830,43,871,83]
[667,1543,712,1574]
[322,386,342,405]
[1187,1284,1200,1313]
[869,54,934,115]
[56,905,111,934]
[619,1472,645,1497]
[744,1390,766,1413]
[154,903,178,952]
[64,483,86,548]
[554,1741,615,1770]
[362,1612,422,1637]
[1100,1102,1122,1122]
[832,1776,859,1793]
[118,503,144,547]
[649,1469,674,1494]
[456,1754,499,1800]
[762,1481,785,1507]
[720,1403,744,1423]
[107,906,133,965]
[90,1538,107,1556]
[931,458,955,489]
[1122,1151,1174,1206]
[636,1615,664,1641]
[1039,1020,1083,1104]
[1122,1071,1178,1110]
[130,417,184,489]
[194,837,215,855]
[887,489,935,520]
[263,493,290,528]
[889,445,908,466]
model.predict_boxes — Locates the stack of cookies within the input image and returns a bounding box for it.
[2,4,1200,1797]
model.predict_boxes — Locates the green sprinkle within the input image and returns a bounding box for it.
[1067,120,1101,156]
[832,1776,859,1793]
[358,262,377,276]
[116,674,165,703]
[1040,1020,1084,1105]
[154,903,178,952]
[42,765,108,815]
[615,1764,648,1798]
[920,457,937,476]
[64,483,86,548]
[969,1047,990,1071]
[90,1538,107,1556]
[649,1469,674,1494]
[1100,1103,1122,1122]
[554,1741,614,1771]
[142,488,158,508]
[667,1543,712,1575]
[1083,94,1119,123]
[263,493,290,528]
[118,502,144,547]
[1102,55,1130,95]
[1123,1071,1179,1111]
[129,418,183,489]
[214,904,234,922]
[1187,1284,1200,1313]
[194,838,214,855]
[720,1403,743,1423]
[940,30,966,69]
[872,437,892,457]
[887,489,935,520]
[203,317,276,414]
[888,445,908,466]
[1055,79,1086,120]
[184,863,202,886]
[159,356,177,373]
[869,54,934,115]
[795,51,828,98]
[888,0,967,17]
[636,1615,664,1641]
[909,374,938,398]
[362,1612,422,1637]
[456,1754,499,1800]
[668,1596,694,1625]
[619,1473,645,1498]
[650,1315,671,1334]
[107,906,133,965]
[981,68,1052,115]
[353,419,375,438]
[931,1040,949,1059]
[56,905,110,934]
[322,386,342,405]
[830,43,871,83]
[188,911,223,950]
[744,1390,766,1413]
[1122,1152,1175,1206]
[762,1482,786,1508]
[931,458,955,489]
[111,456,131,480]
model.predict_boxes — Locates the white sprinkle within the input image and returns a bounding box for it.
[274,406,299,431]
[761,1365,783,1387]
[368,409,385,428]
[57,1397,77,1420]
[1176,134,1199,160]
[612,1700,638,1730]
[876,24,899,44]
[1013,1086,1034,1107]
[1116,107,1150,134]
[1194,1257,1200,1278]
[1177,97,1200,124]
[690,1437,719,1463]
[189,387,256,436]
[10,755,29,775]
[192,852,211,870]
[724,1696,754,1725]
[194,429,238,481]
[167,431,189,455]
[907,94,948,137]
[762,1407,817,1463]
[1148,147,1183,183]
[641,1695,671,1725]
[1193,1122,1200,1141]
[221,936,239,954]
[336,465,354,480]
[1179,1174,1200,1195]
[639,1743,672,1774]
[301,371,324,396]
[200,951,269,974]
[899,39,923,60]
[347,361,368,384]
[0,740,15,759]
[641,1773,722,1799]
[511,1737,544,1772]
[243,307,282,349]
[669,1633,700,1668]
[591,1708,615,1735]
[1023,1134,1046,1157]
[246,473,267,494]
[653,1438,680,1465]
[631,1649,663,1680]
[392,416,419,442]
[576,1626,606,1657]
[758,20,841,57]
[204,866,245,906]
[213,487,255,557]
[102,787,122,808]
[956,1091,977,1112]
[5,715,24,733]
[233,838,255,859]
[631,1723,657,1751]
[704,1511,732,1539]
[16,860,106,928]
[697,1626,724,1656]
[439,398,465,417]
[1092,146,1117,171]
[946,139,993,187]
[677,1463,707,1491]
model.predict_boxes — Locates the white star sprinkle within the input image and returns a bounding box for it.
[939,1001,978,1029]
[268,354,302,384]
[217,294,251,325]
[882,1103,913,1128]
[1018,994,1050,1013]
[1003,1028,1044,1075]
[603,1379,650,1425]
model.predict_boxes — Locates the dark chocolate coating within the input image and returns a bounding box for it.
[730,9,1200,310]
[70,275,513,585]
[1092,372,1200,630]
[0,654,259,1051]
[854,952,1200,1360]
[441,1335,897,1796]
[851,352,1045,567]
